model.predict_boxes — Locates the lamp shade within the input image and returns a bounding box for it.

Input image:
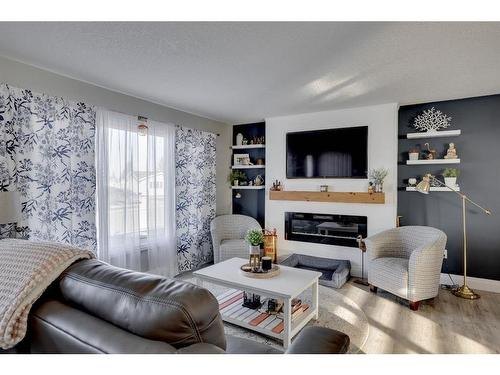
[416,174,431,194]
[0,191,21,224]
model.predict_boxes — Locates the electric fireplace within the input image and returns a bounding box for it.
[284,212,367,248]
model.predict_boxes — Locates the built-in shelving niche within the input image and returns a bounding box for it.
[231,122,266,227]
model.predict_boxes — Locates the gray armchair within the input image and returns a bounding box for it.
[365,226,447,310]
[210,214,261,263]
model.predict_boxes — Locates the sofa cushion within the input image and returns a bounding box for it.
[369,257,409,299]
[286,326,350,354]
[175,343,226,354]
[29,299,177,354]
[58,259,226,350]
[225,335,282,354]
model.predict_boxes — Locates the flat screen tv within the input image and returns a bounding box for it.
[286,126,368,179]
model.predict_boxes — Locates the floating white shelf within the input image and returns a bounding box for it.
[231,144,266,149]
[232,165,266,169]
[406,130,461,139]
[406,159,460,165]
[406,186,460,192]
[231,186,265,190]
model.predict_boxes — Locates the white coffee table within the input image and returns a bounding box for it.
[193,257,321,349]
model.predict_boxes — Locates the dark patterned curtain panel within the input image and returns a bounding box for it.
[0,83,96,251]
[175,127,216,272]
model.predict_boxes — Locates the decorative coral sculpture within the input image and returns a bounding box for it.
[413,107,452,132]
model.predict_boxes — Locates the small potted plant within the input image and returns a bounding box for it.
[245,229,264,253]
[369,168,389,193]
[246,229,264,271]
[228,170,247,187]
[408,147,420,161]
[442,168,460,187]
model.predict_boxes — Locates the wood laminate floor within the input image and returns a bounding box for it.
[336,280,500,353]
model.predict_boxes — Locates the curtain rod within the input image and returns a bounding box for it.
[137,115,220,137]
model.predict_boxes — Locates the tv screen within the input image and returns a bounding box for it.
[286,126,368,179]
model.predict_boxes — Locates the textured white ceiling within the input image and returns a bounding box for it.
[1,22,500,123]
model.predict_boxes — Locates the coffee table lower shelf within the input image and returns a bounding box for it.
[216,289,316,344]
[193,257,321,348]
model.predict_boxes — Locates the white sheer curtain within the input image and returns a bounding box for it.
[95,109,177,277]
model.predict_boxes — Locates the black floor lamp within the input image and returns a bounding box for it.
[354,235,369,286]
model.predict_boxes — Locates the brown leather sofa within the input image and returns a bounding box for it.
[10,259,350,354]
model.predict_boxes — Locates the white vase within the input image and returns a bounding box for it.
[444,177,457,187]
[374,182,383,193]
[254,175,264,186]
[236,133,244,146]
[409,152,419,161]
[305,154,314,177]
[249,245,260,254]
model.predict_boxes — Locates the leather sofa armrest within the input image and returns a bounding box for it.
[285,326,350,354]
[175,343,226,354]
[58,259,226,350]
[29,299,178,354]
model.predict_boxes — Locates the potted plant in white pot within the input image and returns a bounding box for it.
[442,168,460,187]
[408,147,420,161]
[369,168,389,193]
[228,170,247,187]
[245,229,264,271]
[245,229,264,253]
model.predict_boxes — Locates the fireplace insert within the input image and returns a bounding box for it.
[285,212,367,248]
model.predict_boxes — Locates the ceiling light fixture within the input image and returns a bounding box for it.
[138,115,148,136]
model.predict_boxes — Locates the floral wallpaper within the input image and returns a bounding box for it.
[175,127,216,272]
[0,83,96,251]
[0,83,216,264]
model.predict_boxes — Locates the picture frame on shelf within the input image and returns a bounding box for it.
[234,153,251,166]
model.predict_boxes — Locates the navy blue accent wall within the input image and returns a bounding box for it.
[398,95,500,281]
[232,122,266,227]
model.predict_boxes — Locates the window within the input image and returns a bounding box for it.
[107,127,166,238]
[96,109,177,274]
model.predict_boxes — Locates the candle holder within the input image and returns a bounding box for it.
[263,228,278,263]
[242,292,261,309]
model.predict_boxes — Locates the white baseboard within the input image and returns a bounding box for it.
[440,273,500,294]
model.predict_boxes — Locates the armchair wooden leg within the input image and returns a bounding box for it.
[409,301,420,311]
[369,285,378,293]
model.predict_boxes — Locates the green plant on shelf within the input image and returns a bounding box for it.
[369,168,389,184]
[245,229,264,246]
[442,168,460,177]
[228,170,247,186]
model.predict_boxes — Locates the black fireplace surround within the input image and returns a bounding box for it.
[285,212,367,248]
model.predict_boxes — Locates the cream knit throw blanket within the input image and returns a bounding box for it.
[0,239,94,349]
